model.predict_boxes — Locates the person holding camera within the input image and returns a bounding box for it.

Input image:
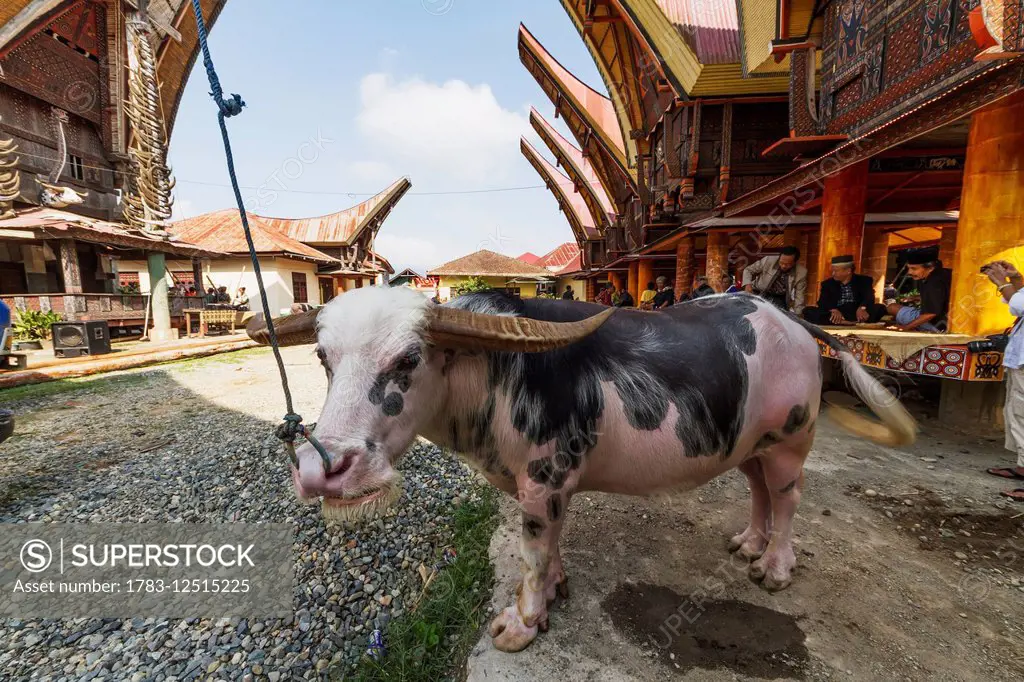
[981,260,1024,500]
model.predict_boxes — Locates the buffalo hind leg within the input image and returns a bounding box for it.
[749,438,811,591]
[729,458,772,560]
[490,469,574,652]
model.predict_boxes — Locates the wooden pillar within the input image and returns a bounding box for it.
[609,271,623,292]
[805,230,821,306]
[585,278,595,302]
[674,236,695,300]
[627,261,639,303]
[638,259,654,294]
[783,226,802,249]
[938,225,958,267]
[59,239,82,294]
[862,228,890,302]
[191,259,204,293]
[706,232,730,292]
[951,91,1024,335]
[147,252,173,342]
[817,160,869,281]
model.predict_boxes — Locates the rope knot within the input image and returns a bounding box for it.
[218,93,246,118]
[276,413,305,443]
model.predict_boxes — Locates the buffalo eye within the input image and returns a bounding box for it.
[315,347,332,379]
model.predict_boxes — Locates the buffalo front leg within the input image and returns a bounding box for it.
[729,457,772,560]
[489,468,574,652]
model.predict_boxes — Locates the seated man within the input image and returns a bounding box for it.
[886,252,952,332]
[742,246,808,316]
[652,276,675,309]
[232,286,250,310]
[803,255,887,324]
[614,285,634,308]
[691,275,716,299]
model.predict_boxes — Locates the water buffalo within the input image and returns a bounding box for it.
[248,286,915,652]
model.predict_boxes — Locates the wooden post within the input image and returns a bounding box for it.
[191,258,204,294]
[783,227,802,248]
[804,230,821,306]
[59,239,82,294]
[861,228,890,302]
[950,91,1024,335]
[627,261,639,303]
[147,251,174,342]
[637,259,654,296]
[585,277,595,302]
[938,225,957,267]
[817,160,869,280]
[609,272,623,292]
[706,232,730,292]
[674,236,695,300]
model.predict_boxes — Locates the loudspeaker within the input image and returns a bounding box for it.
[52,321,111,358]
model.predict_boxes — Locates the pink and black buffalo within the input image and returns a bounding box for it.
[247,286,915,652]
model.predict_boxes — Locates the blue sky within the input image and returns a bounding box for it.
[169,0,606,273]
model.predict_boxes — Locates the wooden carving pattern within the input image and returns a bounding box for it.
[921,0,955,64]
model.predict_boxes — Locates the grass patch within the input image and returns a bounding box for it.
[349,486,499,682]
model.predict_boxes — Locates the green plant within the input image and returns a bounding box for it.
[12,309,63,341]
[452,276,492,297]
[353,486,499,681]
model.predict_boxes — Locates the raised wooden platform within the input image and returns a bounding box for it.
[815,328,1002,382]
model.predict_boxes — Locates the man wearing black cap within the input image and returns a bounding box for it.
[885,252,952,332]
[803,255,886,325]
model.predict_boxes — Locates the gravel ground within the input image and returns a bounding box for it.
[0,348,484,681]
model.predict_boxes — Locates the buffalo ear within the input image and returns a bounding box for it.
[246,309,320,346]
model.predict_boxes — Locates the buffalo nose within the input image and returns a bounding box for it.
[292,441,360,496]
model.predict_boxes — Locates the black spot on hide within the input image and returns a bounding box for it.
[523,516,545,538]
[547,495,562,522]
[783,404,810,434]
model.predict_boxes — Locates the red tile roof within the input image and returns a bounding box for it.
[169,210,339,264]
[518,252,542,265]
[536,242,583,276]
[259,178,411,246]
[428,250,554,278]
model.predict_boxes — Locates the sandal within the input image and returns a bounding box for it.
[986,467,1024,480]
[999,488,1024,501]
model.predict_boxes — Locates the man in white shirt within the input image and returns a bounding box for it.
[982,260,1024,500]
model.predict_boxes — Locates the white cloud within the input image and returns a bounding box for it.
[356,73,529,182]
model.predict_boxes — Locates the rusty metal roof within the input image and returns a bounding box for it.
[654,0,741,65]
[520,138,601,243]
[535,242,583,275]
[260,178,411,246]
[0,207,224,258]
[518,24,626,155]
[169,210,339,265]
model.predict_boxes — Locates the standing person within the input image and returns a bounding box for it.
[561,285,575,301]
[614,285,634,308]
[885,252,952,332]
[742,246,808,315]
[981,260,1024,500]
[803,255,887,324]
[653,276,675,309]
[639,281,657,310]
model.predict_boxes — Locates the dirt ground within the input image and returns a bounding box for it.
[468,408,1024,682]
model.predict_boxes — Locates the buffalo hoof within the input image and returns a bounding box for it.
[728,527,768,561]
[489,605,539,652]
[748,548,796,592]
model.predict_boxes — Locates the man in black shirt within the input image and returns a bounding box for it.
[614,285,634,308]
[803,255,886,324]
[561,285,575,301]
[886,252,952,332]
[652,276,675,309]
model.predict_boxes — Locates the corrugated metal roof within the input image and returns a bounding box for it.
[536,242,583,275]
[655,0,741,65]
[1,207,223,258]
[260,178,411,246]
[428,249,555,278]
[520,138,601,241]
[518,24,626,155]
[169,210,339,265]
[530,107,616,219]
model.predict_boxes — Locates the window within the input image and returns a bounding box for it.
[292,272,308,303]
[69,155,85,181]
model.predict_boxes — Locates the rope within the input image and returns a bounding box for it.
[189,0,331,473]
